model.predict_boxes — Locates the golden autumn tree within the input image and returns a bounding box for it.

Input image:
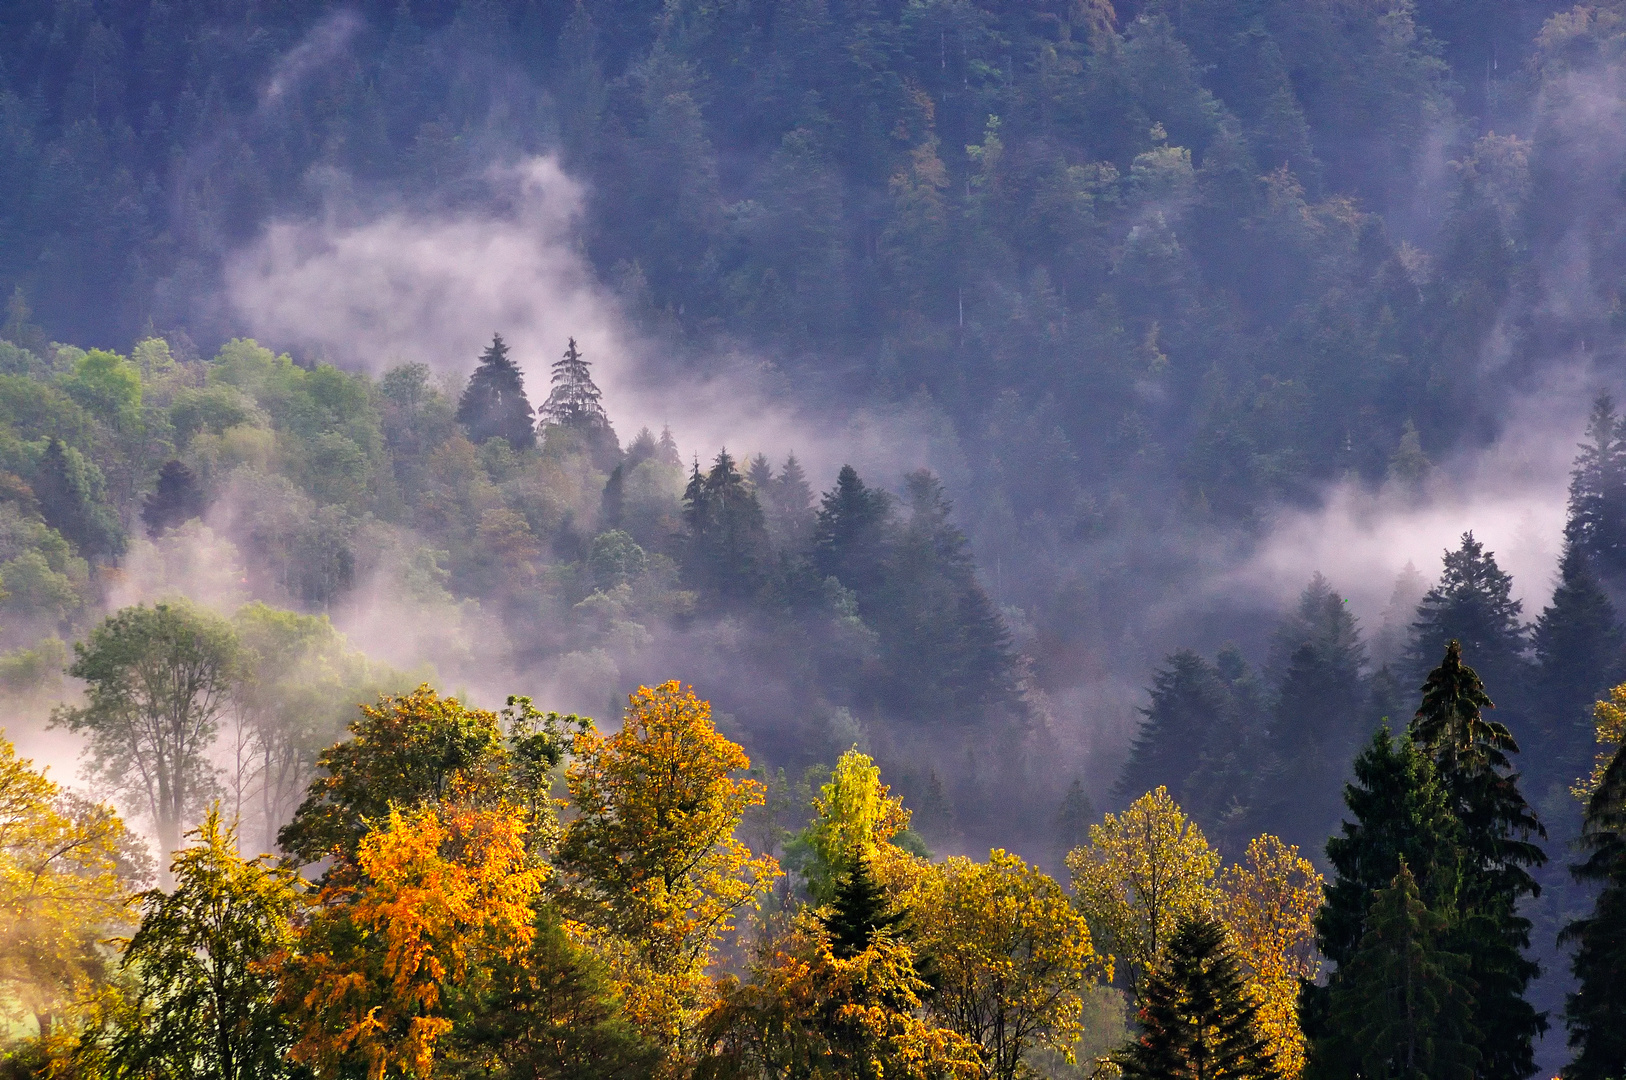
[1218,835,1323,1080]
[1065,787,1221,1002]
[0,733,135,1039]
[798,747,919,900]
[910,849,1103,1080]
[282,801,547,1079]
[1582,681,1626,797]
[555,680,780,1059]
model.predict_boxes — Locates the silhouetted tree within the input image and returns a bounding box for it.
[1565,392,1626,589]
[540,337,617,467]
[1562,742,1626,1080]
[682,450,770,603]
[142,460,205,536]
[456,334,536,450]
[819,851,904,958]
[1533,542,1623,796]
[811,465,891,599]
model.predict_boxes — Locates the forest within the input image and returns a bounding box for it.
[5,0,1626,1075]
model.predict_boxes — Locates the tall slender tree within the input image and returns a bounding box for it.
[1560,739,1626,1080]
[540,337,618,466]
[1564,392,1626,590]
[810,465,892,599]
[682,450,772,603]
[1532,541,1624,796]
[457,334,536,450]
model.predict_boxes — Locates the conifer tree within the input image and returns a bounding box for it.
[1565,392,1626,589]
[600,463,625,530]
[1561,740,1626,1079]
[1319,864,1479,1080]
[811,465,892,599]
[142,459,206,536]
[625,427,658,468]
[1114,915,1280,1080]
[456,334,536,450]
[540,337,618,467]
[1118,650,1230,806]
[1411,640,1546,1080]
[818,851,903,958]
[1533,541,1623,795]
[1406,532,1531,734]
[682,450,771,603]
[657,426,681,467]
[765,453,815,550]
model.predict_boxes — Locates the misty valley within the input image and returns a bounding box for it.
[4,0,1626,1077]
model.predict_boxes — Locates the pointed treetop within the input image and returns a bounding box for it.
[541,337,610,431]
[456,333,536,450]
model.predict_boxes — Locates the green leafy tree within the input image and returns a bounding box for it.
[1317,863,1479,1080]
[1114,915,1279,1080]
[1561,738,1626,1080]
[32,437,124,559]
[1410,640,1546,1080]
[456,333,536,450]
[53,602,239,864]
[108,810,304,1080]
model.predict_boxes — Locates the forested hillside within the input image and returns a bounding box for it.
[8,0,1626,1075]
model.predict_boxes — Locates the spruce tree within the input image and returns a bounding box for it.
[456,333,536,450]
[142,459,206,536]
[1532,541,1623,796]
[1411,640,1547,1080]
[1320,863,1479,1080]
[625,427,658,468]
[599,463,625,530]
[818,851,903,958]
[682,450,771,603]
[657,426,681,467]
[540,337,618,467]
[1561,742,1626,1079]
[810,465,892,599]
[1114,915,1280,1080]
[1118,650,1229,806]
[1564,392,1626,589]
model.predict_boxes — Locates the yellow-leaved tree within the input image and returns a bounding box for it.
[555,681,779,1063]
[910,849,1104,1080]
[283,801,547,1079]
[1218,834,1323,1079]
[1065,787,1221,1002]
[0,733,135,1040]
[1582,681,1626,797]
[799,747,919,899]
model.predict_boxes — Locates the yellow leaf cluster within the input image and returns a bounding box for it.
[1218,835,1323,1080]
[1581,682,1626,799]
[1065,787,1221,1001]
[910,849,1104,1080]
[286,801,546,1079]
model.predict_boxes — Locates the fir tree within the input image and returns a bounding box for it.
[1114,915,1280,1080]
[456,334,536,450]
[818,851,904,958]
[1406,532,1531,735]
[1319,863,1479,1080]
[142,459,206,537]
[766,453,816,551]
[540,337,617,467]
[1560,741,1626,1080]
[1054,778,1094,866]
[682,450,771,603]
[811,465,892,599]
[599,463,625,530]
[1565,392,1626,589]
[1532,541,1623,796]
[1411,640,1547,1080]
[625,427,658,468]
[657,426,681,467]
[746,453,772,492]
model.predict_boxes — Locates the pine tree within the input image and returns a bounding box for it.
[1054,778,1094,866]
[1411,640,1547,1080]
[1118,650,1229,806]
[1114,915,1280,1080]
[1406,532,1531,735]
[746,453,772,492]
[1532,541,1623,796]
[625,427,658,468]
[456,334,536,450]
[539,338,618,468]
[811,465,892,599]
[818,851,904,958]
[1565,392,1626,589]
[142,459,205,536]
[1560,741,1626,1079]
[682,450,771,603]
[657,426,681,467]
[1319,863,1479,1080]
[766,453,816,551]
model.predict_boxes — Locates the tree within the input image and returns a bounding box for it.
[1560,734,1626,1080]
[811,465,892,600]
[682,450,771,604]
[0,735,134,1039]
[1066,787,1222,1002]
[54,602,238,865]
[141,459,206,536]
[796,747,915,903]
[539,337,617,466]
[1318,864,1478,1080]
[283,801,548,1080]
[109,810,303,1080]
[1218,836,1323,1079]
[764,453,815,550]
[33,437,124,559]
[912,849,1101,1080]
[1563,392,1626,589]
[820,851,904,959]
[456,333,536,450]
[1113,915,1280,1080]
[1533,541,1624,798]
[555,681,780,1056]
[1410,640,1546,1080]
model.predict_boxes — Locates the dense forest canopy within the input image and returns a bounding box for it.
[9,0,1626,1075]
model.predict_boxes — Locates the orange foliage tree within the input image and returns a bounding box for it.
[556,681,780,1059]
[282,801,547,1079]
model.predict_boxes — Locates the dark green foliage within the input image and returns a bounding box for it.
[1114,915,1279,1080]
[1533,541,1623,795]
[32,437,122,558]
[1317,863,1479,1080]
[1053,778,1094,865]
[1563,393,1626,589]
[457,334,536,451]
[811,466,892,601]
[540,338,616,467]
[141,459,205,537]
[1562,743,1626,1080]
[682,450,771,604]
[600,462,625,529]
[818,852,904,959]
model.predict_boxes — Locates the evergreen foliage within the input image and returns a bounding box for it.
[33,437,123,559]
[1114,915,1280,1080]
[1564,393,1626,590]
[141,459,205,537]
[456,334,536,450]
[1561,741,1626,1080]
[682,450,771,604]
[541,338,617,467]
[811,466,892,600]
[818,851,903,959]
